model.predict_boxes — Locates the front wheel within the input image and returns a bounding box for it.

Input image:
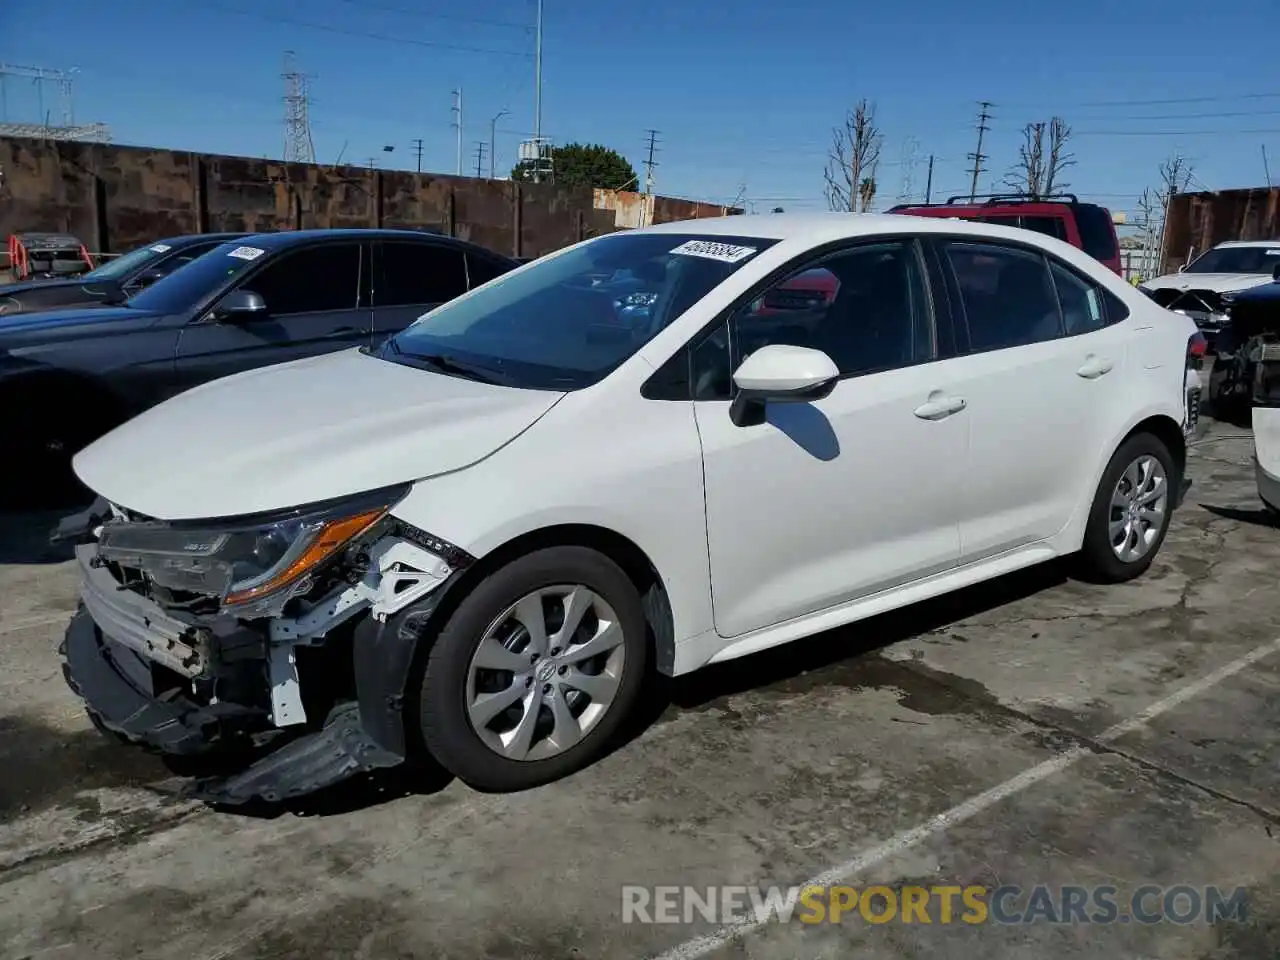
[1076,432,1177,583]
[417,546,648,791]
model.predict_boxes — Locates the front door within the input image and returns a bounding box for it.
[370,240,469,346]
[930,238,1130,562]
[692,238,966,639]
[173,241,371,390]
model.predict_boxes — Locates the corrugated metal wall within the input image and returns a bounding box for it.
[0,136,697,260]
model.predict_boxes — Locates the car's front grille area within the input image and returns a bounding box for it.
[1148,288,1229,315]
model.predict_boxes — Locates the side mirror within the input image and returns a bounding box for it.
[728,344,839,427]
[212,288,267,322]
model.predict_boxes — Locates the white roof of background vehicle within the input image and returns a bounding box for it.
[1205,239,1280,249]
[639,211,1078,247]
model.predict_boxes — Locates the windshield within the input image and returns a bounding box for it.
[126,240,269,313]
[1184,245,1280,275]
[378,232,777,390]
[83,242,172,282]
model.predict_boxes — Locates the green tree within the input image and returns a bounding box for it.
[511,142,638,191]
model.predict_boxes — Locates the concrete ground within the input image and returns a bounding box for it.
[0,416,1277,960]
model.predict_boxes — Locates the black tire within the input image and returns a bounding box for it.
[1076,432,1177,584]
[417,546,648,792]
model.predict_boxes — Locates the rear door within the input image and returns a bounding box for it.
[928,236,1131,562]
[370,239,470,345]
[173,240,370,389]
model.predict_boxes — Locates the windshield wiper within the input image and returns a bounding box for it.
[399,350,508,384]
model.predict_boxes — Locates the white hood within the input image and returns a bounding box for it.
[1141,272,1274,294]
[73,348,564,520]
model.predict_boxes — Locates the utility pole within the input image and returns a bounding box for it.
[490,109,508,179]
[966,101,993,202]
[451,89,463,176]
[411,138,423,173]
[925,154,934,203]
[533,0,543,182]
[1264,144,1273,188]
[474,141,487,178]
[281,51,316,164]
[642,129,660,226]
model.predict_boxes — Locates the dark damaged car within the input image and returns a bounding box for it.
[0,233,246,317]
[1,228,517,497]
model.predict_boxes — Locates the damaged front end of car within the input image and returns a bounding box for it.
[52,485,474,805]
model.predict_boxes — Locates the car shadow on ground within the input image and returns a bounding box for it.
[1200,503,1280,529]
[204,560,1070,820]
[0,508,77,565]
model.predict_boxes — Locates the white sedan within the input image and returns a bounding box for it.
[58,213,1204,802]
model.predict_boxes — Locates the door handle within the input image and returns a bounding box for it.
[1077,355,1114,379]
[914,392,967,420]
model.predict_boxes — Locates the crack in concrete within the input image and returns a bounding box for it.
[890,656,1280,831]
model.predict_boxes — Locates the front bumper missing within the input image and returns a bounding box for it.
[60,526,471,804]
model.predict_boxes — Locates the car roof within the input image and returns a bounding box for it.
[1212,240,1280,249]
[635,211,1074,246]
[155,232,248,246]
[224,227,496,253]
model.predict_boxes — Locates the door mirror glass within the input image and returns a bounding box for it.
[729,344,838,427]
[213,288,267,322]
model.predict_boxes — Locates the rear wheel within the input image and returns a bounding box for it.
[1076,432,1177,583]
[417,546,648,791]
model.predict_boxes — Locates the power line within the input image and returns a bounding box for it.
[332,0,532,29]
[996,91,1280,109]
[966,101,993,202]
[1074,127,1280,137]
[195,2,533,57]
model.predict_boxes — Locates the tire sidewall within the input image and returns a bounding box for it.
[418,545,649,791]
[1081,432,1177,582]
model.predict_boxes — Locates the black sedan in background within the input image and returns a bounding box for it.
[0,228,517,503]
[0,233,246,316]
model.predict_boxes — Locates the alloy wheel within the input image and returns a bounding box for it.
[465,585,626,762]
[1109,454,1168,562]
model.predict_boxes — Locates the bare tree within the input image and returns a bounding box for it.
[1004,122,1046,197]
[1156,152,1196,270]
[1044,117,1074,195]
[859,176,877,212]
[824,100,882,212]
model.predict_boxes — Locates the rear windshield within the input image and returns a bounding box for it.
[1074,205,1118,262]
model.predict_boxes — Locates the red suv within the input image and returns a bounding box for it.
[887,194,1123,276]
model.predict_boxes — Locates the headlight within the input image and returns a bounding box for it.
[97,485,408,611]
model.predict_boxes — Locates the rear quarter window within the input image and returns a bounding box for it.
[1074,205,1119,262]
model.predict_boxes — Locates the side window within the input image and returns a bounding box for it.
[943,241,1063,352]
[691,240,933,400]
[1019,216,1069,242]
[377,242,467,307]
[1048,260,1105,335]
[467,252,512,289]
[1074,205,1119,263]
[243,244,361,315]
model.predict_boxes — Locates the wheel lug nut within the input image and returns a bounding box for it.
[550,647,561,655]
[530,653,539,662]
[525,677,533,687]
[558,665,567,675]
[542,682,552,693]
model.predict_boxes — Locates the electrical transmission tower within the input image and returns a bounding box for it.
[896,136,922,204]
[0,62,109,141]
[966,101,993,202]
[411,138,424,173]
[281,51,316,164]
[642,129,661,194]
[474,141,487,178]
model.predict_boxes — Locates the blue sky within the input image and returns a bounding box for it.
[5,0,1280,225]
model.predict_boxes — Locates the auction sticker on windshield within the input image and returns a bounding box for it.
[149,244,172,253]
[670,240,758,264]
[227,246,266,261]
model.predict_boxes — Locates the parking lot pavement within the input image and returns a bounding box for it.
[0,418,1277,960]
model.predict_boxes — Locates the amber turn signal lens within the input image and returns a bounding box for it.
[223,508,386,607]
